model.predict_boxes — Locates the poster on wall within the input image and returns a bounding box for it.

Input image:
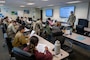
[11,11,18,15]
[24,10,29,14]
[18,11,24,17]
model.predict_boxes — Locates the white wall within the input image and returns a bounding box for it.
[43,2,89,27]
[0,6,40,20]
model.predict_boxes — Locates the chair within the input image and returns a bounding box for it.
[52,32,73,59]
[12,47,35,60]
[76,19,88,35]
[78,19,88,27]
[5,37,14,60]
[76,25,84,35]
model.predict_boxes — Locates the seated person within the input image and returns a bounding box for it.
[27,17,32,24]
[44,21,52,41]
[23,36,53,60]
[52,22,64,36]
[12,25,29,47]
[7,20,17,39]
[47,18,53,26]
[52,22,63,32]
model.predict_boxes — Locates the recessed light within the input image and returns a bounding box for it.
[42,0,48,1]
[27,3,35,5]
[20,5,25,7]
[0,1,5,3]
[67,1,81,4]
[48,4,54,6]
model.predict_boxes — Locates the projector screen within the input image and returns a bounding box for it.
[60,6,75,18]
[46,9,53,17]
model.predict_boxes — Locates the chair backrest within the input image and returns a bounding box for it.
[52,32,65,46]
[76,25,84,35]
[78,19,88,27]
[6,37,13,54]
[12,47,35,60]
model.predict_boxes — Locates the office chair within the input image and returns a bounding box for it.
[5,37,14,60]
[78,19,88,27]
[76,25,84,35]
[52,32,74,60]
[52,32,73,53]
[76,19,88,35]
[12,47,35,60]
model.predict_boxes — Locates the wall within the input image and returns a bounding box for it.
[42,2,89,28]
[0,6,41,20]
[88,2,90,27]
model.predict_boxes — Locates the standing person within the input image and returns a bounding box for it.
[23,36,53,60]
[35,19,43,35]
[47,18,53,26]
[68,11,76,28]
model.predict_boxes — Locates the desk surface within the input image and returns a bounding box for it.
[34,34,69,60]
[64,33,90,46]
[84,27,90,32]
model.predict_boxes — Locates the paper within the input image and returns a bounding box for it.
[25,28,30,32]
[30,30,35,37]
[36,43,48,53]
[76,36,85,41]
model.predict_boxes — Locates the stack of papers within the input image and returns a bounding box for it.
[29,30,35,37]
[36,43,48,53]
[25,28,30,32]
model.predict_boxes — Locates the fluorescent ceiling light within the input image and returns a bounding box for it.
[42,0,48,1]
[67,1,81,4]
[27,3,35,5]
[20,5,25,7]
[0,1,5,3]
[48,4,54,6]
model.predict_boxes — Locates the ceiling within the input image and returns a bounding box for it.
[1,0,90,8]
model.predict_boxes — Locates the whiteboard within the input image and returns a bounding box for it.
[18,11,23,17]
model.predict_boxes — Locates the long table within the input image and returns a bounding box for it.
[64,33,90,46]
[84,27,90,32]
[34,34,69,60]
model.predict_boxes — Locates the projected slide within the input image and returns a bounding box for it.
[60,6,75,18]
[46,9,53,17]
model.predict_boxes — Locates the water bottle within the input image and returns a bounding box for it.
[54,40,60,55]
[70,28,72,35]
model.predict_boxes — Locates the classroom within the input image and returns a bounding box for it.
[0,0,90,60]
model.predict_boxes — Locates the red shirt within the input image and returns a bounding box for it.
[23,47,53,60]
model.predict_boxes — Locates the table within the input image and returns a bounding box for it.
[61,23,70,27]
[84,27,90,32]
[34,34,69,60]
[64,33,90,46]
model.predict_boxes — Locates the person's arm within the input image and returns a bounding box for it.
[44,47,53,58]
[12,25,16,33]
[35,50,53,60]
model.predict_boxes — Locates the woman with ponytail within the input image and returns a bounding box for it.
[23,36,53,60]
